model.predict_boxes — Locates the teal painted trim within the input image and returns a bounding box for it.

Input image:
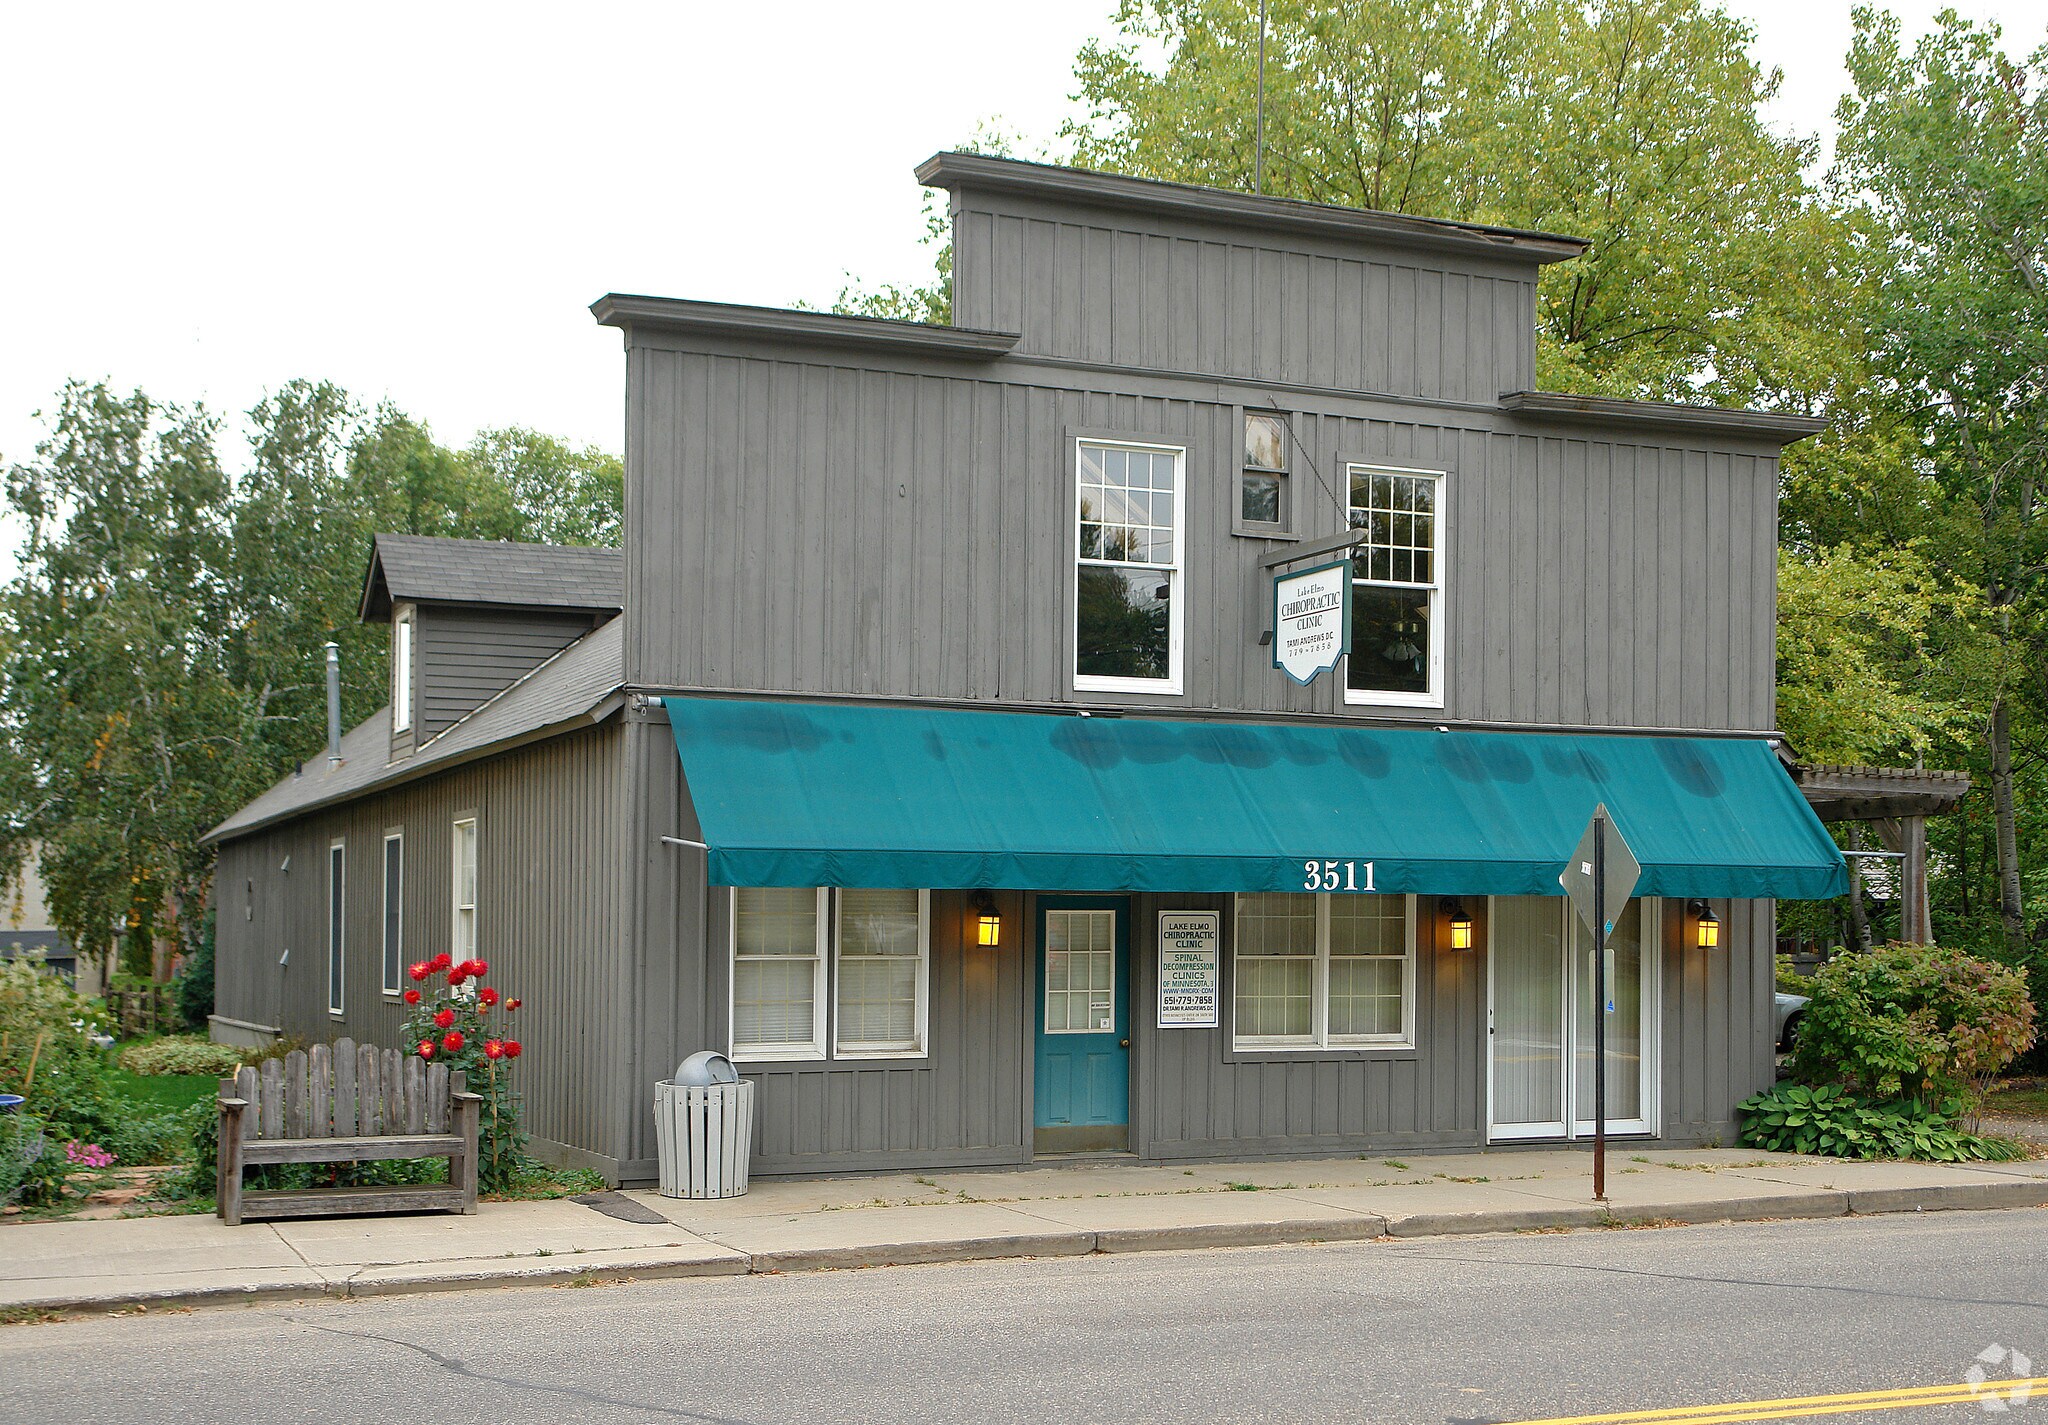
[663,698,1849,901]
[1033,896,1131,1130]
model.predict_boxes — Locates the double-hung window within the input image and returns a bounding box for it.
[326,839,346,1017]
[730,888,931,1061]
[1346,465,1444,706]
[1232,892,1415,1050]
[833,889,929,1057]
[732,888,829,1060]
[1240,413,1289,531]
[1075,439,1183,694]
[381,832,404,996]
[451,817,477,967]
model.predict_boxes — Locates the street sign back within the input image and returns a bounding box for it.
[1559,803,1640,943]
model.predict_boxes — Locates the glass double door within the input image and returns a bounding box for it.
[1488,896,1658,1140]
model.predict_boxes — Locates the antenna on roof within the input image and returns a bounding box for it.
[1253,0,1268,195]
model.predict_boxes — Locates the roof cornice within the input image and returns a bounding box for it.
[1498,391,1829,445]
[590,294,1020,359]
[915,151,1589,266]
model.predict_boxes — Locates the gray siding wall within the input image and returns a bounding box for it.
[623,340,1780,732]
[946,188,1540,401]
[416,605,597,740]
[212,721,627,1172]
[622,705,1030,1181]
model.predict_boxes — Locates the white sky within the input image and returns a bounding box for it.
[2,0,2044,485]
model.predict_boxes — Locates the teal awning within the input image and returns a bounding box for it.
[664,697,1848,901]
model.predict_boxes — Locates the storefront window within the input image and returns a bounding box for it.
[732,887,827,1059]
[1076,440,1183,693]
[834,889,929,1057]
[1346,466,1443,706]
[1233,892,1415,1049]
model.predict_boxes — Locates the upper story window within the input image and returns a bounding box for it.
[1240,413,1288,531]
[1075,439,1184,694]
[1346,466,1444,707]
[391,604,415,734]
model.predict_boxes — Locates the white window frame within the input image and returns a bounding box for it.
[1343,464,1446,710]
[729,887,829,1063]
[1073,437,1186,696]
[392,602,415,733]
[1042,907,1119,1036]
[326,839,346,1018]
[1231,892,1417,1051]
[381,831,404,997]
[451,816,477,985]
[831,889,931,1060]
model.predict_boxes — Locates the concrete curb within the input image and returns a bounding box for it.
[10,1183,2045,1316]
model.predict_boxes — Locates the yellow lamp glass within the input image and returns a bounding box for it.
[1695,904,1719,949]
[1446,900,1474,950]
[977,911,1002,947]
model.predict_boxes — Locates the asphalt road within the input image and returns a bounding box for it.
[4,1210,2046,1424]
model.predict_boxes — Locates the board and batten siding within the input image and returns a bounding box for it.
[623,340,1781,733]
[415,606,599,740]
[946,191,1540,403]
[212,721,627,1174]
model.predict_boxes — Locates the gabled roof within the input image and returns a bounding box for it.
[204,617,625,844]
[360,534,623,621]
[915,151,1590,266]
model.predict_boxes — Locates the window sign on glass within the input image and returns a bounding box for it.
[1242,413,1287,527]
[1076,441,1182,690]
[1347,467,1442,702]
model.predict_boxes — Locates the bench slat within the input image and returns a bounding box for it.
[358,1042,380,1135]
[425,1062,449,1135]
[260,1057,284,1140]
[239,1184,466,1220]
[403,1056,425,1134]
[308,1042,331,1137]
[282,1049,305,1140]
[333,1037,357,1135]
[241,1133,465,1166]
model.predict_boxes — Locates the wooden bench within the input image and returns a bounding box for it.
[217,1037,480,1225]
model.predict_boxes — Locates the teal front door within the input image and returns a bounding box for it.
[1033,897,1131,1153]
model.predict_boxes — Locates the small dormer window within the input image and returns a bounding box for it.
[391,604,415,733]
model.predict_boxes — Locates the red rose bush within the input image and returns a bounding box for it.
[400,956,529,1190]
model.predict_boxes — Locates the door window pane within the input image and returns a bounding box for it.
[1492,896,1566,1129]
[1045,909,1115,1034]
[1574,901,1645,1124]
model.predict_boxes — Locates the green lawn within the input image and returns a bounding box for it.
[106,1068,215,1115]
[1984,1078,2048,1119]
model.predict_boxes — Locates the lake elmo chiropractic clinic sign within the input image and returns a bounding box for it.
[1273,560,1351,685]
[1158,911,1220,1028]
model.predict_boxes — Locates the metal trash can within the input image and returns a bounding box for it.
[654,1051,754,1198]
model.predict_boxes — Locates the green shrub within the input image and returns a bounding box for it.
[1737,1082,2028,1162]
[1790,943,2037,1106]
[0,958,113,1118]
[0,1114,48,1205]
[118,1036,241,1078]
[1774,953,1814,997]
[174,912,214,1032]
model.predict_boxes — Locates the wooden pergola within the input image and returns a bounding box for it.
[1794,763,1971,945]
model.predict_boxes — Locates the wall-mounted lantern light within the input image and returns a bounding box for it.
[1689,899,1719,949]
[1445,898,1474,950]
[973,890,1002,948]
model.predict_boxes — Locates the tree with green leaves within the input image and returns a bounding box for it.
[463,427,623,547]
[1833,5,2048,949]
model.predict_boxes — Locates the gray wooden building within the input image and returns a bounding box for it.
[210,153,1848,1184]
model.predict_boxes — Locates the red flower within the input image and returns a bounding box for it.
[503,1040,522,1059]
[417,1039,436,1059]
[408,961,431,982]
[505,999,521,1012]
[484,1039,505,1060]
[442,1031,465,1053]
[431,953,453,971]
[402,989,421,1005]
[470,958,490,977]
[479,987,500,1007]
[448,971,467,988]
[433,1007,455,1029]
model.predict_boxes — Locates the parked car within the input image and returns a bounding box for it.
[1775,992,1809,1053]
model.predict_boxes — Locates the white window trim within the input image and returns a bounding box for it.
[1230,892,1418,1052]
[1042,907,1119,1036]
[832,889,931,1060]
[392,603,415,734]
[326,839,346,1018]
[730,887,829,1063]
[451,816,477,999]
[1343,464,1446,710]
[1073,437,1186,696]
[380,831,404,997]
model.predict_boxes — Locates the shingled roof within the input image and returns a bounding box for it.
[359,534,623,621]
[204,617,625,843]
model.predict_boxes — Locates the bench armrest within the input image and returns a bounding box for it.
[218,1097,249,1111]
[451,1091,484,1104]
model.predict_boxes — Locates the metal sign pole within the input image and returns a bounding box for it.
[1592,811,1607,1203]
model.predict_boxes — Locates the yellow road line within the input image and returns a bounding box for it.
[1505,1377,2048,1425]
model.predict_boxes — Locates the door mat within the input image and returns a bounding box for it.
[572,1190,670,1225]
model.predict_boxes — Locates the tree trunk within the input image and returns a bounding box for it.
[1991,694,2025,949]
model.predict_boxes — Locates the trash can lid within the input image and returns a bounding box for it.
[674,1050,739,1086]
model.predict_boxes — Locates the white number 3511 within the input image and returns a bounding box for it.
[1302,859,1376,892]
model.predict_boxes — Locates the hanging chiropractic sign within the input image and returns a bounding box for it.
[1272,559,1351,685]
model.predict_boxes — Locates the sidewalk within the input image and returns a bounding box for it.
[6,1146,2048,1314]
